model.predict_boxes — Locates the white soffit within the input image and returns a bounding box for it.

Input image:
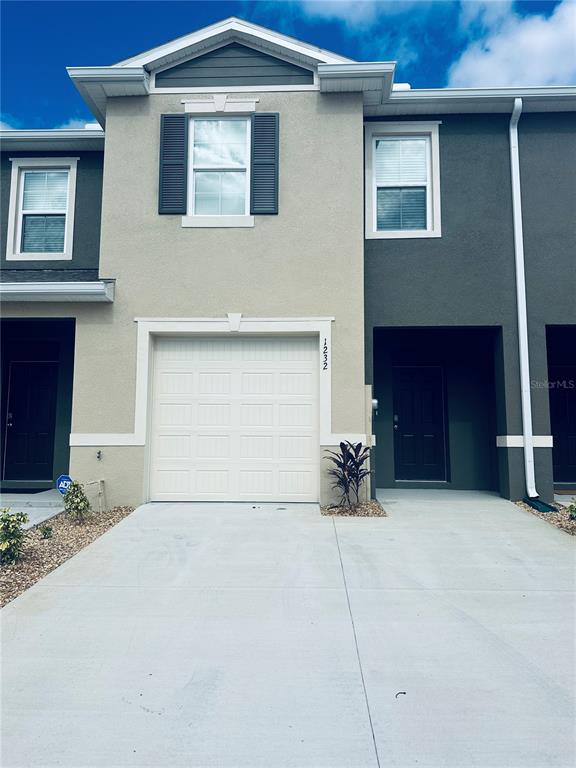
[318,62,396,105]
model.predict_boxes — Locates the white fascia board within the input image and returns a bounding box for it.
[0,129,104,152]
[0,281,115,302]
[114,17,353,69]
[366,85,576,115]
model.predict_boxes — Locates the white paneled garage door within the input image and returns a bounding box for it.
[150,336,319,501]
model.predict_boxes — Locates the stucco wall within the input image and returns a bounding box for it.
[2,90,367,506]
[364,111,575,500]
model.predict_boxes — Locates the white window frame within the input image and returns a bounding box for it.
[6,157,78,260]
[183,116,254,228]
[365,122,441,239]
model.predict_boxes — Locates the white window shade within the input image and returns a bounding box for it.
[22,171,69,210]
[375,139,428,184]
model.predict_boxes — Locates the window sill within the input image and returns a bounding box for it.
[181,215,254,229]
[5,252,73,261]
[365,228,442,240]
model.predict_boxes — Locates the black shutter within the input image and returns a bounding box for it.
[250,113,279,215]
[158,114,188,214]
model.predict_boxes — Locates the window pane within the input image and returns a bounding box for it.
[193,119,247,168]
[22,170,68,211]
[375,138,428,184]
[194,171,246,215]
[377,187,426,230]
[21,214,65,252]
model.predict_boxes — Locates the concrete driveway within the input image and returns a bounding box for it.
[2,490,575,768]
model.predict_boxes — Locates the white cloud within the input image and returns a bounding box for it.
[450,0,576,86]
[297,0,426,26]
[54,118,90,129]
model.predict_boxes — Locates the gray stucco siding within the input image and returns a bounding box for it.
[364,112,574,500]
[0,151,103,277]
[364,115,520,431]
[155,43,314,88]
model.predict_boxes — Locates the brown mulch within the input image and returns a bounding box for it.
[515,500,576,536]
[321,499,387,517]
[0,506,134,608]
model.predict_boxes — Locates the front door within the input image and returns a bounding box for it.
[549,365,576,483]
[393,366,447,481]
[2,361,59,481]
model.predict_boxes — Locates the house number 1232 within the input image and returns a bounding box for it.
[322,338,328,370]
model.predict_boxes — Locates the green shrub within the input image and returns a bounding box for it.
[39,523,53,539]
[325,442,371,509]
[0,508,29,564]
[567,502,576,522]
[64,481,91,524]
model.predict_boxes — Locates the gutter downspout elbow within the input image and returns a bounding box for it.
[509,97,538,498]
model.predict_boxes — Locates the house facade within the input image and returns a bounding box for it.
[1,18,574,506]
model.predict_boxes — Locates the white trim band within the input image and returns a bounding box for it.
[496,436,553,448]
[0,280,115,302]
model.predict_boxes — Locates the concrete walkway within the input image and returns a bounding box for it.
[0,489,64,529]
[2,491,574,767]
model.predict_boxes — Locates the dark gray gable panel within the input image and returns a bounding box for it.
[158,114,188,214]
[156,43,314,88]
[251,113,279,215]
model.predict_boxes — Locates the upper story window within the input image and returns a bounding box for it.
[6,157,78,260]
[365,122,441,240]
[188,117,251,220]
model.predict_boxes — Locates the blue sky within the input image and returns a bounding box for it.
[1,0,574,129]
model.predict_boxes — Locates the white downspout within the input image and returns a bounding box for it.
[509,97,538,498]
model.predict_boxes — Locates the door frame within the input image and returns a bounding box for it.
[391,363,450,483]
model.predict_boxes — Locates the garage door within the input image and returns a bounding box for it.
[149,336,319,501]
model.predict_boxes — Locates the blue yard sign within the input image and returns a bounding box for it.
[56,474,72,495]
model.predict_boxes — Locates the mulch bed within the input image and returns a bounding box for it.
[515,500,576,536]
[0,506,134,608]
[321,499,387,517]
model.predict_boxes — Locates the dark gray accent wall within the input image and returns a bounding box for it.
[365,115,521,427]
[1,151,103,280]
[373,328,499,492]
[520,113,576,436]
[365,112,575,500]
[155,43,314,87]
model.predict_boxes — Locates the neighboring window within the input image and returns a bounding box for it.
[365,123,441,239]
[189,118,250,217]
[6,158,78,260]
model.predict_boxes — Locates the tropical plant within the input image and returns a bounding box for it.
[0,508,29,564]
[325,442,371,509]
[64,481,91,524]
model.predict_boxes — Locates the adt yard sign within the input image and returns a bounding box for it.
[56,475,72,495]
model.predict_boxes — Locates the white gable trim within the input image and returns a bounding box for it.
[114,17,352,71]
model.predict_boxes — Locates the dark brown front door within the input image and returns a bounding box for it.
[2,361,59,481]
[393,366,447,481]
[549,365,576,483]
